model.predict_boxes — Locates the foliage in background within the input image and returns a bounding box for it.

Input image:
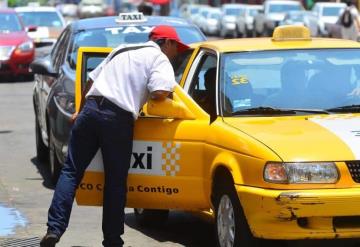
[8,0,49,7]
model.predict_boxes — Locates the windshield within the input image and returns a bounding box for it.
[220,49,360,115]
[210,12,220,19]
[248,9,260,16]
[17,11,64,27]
[0,13,22,32]
[68,25,205,69]
[225,8,244,16]
[269,4,301,13]
[288,13,304,22]
[322,6,343,16]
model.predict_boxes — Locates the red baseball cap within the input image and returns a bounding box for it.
[149,25,190,53]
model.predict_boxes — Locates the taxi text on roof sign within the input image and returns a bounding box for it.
[115,12,147,23]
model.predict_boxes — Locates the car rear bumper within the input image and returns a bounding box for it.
[236,185,360,239]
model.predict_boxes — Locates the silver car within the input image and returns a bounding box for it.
[311,2,346,36]
[203,7,221,36]
[220,3,247,37]
[279,10,318,36]
[235,4,262,37]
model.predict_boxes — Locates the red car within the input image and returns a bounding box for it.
[0,8,35,79]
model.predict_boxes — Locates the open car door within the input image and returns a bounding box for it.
[74,47,211,211]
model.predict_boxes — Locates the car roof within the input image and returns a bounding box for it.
[195,37,360,53]
[15,6,59,12]
[0,8,17,13]
[71,15,198,31]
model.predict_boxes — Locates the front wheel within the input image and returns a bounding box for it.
[214,181,257,247]
[134,208,169,226]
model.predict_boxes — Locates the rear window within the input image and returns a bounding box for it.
[17,11,64,27]
[0,13,22,32]
[67,25,205,69]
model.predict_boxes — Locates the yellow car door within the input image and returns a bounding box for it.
[74,47,211,211]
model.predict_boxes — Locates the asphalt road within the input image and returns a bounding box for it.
[1,80,360,247]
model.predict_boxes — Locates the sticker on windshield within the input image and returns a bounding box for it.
[231,75,249,85]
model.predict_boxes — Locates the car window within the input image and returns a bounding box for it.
[322,7,343,16]
[67,25,205,70]
[220,49,360,115]
[17,11,64,27]
[52,28,71,71]
[0,13,22,32]
[188,53,217,114]
[269,4,301,13]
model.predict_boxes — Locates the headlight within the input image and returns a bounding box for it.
[54,92,75,116]
[264,162,339,184]
[17,41,34,53]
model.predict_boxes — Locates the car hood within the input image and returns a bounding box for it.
[28,27,63,40]
[320,16,339,24]
[224,115,360,161]
[268,13,285,21]
[0,31,28,46]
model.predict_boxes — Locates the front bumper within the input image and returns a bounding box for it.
[0,52,34,76]
[237,185,360,239]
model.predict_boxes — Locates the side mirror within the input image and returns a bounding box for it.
[146,97,196,120]
[26,25,37,32]
[30,57,58,77]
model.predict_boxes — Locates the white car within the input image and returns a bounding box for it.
[203,7,221,36]
[193,5,212,32]
[280,10,318,37]
[15,6,66,47]
[235,4,262,37]
[220,3,247,37]
[253,0,303,36]
[312,2,346,36]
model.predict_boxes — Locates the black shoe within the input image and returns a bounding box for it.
[40,232,59,247]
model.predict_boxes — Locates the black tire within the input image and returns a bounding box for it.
[134,208,169,226]
[214,179,258,247]
[49,130,61,185]
[35,117,49,163]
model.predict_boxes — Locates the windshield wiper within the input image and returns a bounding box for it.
[232,107,329,116]
[326,105,360,113]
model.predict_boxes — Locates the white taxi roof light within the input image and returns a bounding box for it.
[115,12,147,23]
[272,25,311,41]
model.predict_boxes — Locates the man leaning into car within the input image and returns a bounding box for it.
[40,25,189,247]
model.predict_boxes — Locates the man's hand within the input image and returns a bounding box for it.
[150,90,172,101]
[70,112,78,124]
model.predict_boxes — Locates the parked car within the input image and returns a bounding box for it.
[311,2,346,37]
[0,8,35,80]
[15,6,66,47]
[78,0,114,19]
[179,3,202,23]
[31,13,206,182]
[76,25,360,246]
[203,7,221,36]
[235,4,262,37]
[279,10,318,36]
[220,3,247,37]
[192,5,212,32]
[253,0,303,36]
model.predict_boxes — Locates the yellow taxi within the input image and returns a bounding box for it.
[75,26,360,247]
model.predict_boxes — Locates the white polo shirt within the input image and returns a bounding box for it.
[87,41,176,119]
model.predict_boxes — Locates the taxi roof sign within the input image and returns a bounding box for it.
[115,12,147,23]
[272,25,311,41]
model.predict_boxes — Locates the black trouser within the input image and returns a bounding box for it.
[47,97,134,247]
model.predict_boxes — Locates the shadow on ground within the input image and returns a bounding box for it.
[30,157,55,190]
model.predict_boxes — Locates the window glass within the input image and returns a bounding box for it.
[188,53,217,114]
[269,4,301,13]
[221,49,360,115]
[0,13,22,32]
[17,11,64,27]
[322,6,344,16]
[67,25,205,69]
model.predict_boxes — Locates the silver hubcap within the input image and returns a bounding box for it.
[217,194,235,247]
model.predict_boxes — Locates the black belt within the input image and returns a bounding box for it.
[87,96,132,117]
